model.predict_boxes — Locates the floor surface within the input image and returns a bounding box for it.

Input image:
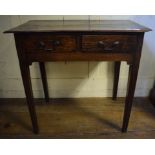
[0,98,155,138]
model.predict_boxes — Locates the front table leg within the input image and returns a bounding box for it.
[19,63,39,134]
[122,62,139,132]
[122,33,144,132]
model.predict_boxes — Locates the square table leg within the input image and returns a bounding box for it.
[112,61,121,100]
[122,63,139,132]
[39,62,49,102]
[122,33,144,132]
[19,62,39,134]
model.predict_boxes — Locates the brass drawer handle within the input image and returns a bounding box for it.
[97,41,120,51]
[38,40,61,52]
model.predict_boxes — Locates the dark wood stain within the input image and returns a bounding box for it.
[4,20,151,134]
[4,20,151,33]
[113,62,121,100]
[82,34,137,53]
[22,34,77,52]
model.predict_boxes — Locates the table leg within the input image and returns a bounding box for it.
[112,61,121,100]
[122,63,139,132]
[122,33,144,132]
[19,63,39,134]
[39,62,49,102]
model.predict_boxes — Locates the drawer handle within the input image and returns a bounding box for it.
[38,40,61,52]
[53,40,61,46]
[97,41,105,48]
[97,41,120,51]
[44,48,54,51]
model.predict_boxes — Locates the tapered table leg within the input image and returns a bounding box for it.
[39,62,49,102]
[19,63,39,134]
[122,33,144,132]
[112,61,121,100]
[122,63,139,132]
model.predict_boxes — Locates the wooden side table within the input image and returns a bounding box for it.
[5,20,151,134]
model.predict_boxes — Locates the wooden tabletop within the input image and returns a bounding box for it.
[5,20,151,33]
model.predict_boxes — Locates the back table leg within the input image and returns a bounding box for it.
[112,61,121,100]
[39,62,49,102]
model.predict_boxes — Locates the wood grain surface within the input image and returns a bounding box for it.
[0,97,155,138]
[4,20,151,33]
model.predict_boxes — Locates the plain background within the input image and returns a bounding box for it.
[0,15,155,98]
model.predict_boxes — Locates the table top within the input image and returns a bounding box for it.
[5,20,151,33]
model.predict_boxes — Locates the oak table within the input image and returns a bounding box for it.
[5,20,151,134]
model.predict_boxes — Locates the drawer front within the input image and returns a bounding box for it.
[22,34,76,52]
[82,35,137,53]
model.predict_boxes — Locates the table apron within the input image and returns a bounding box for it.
[24,52,133,63]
